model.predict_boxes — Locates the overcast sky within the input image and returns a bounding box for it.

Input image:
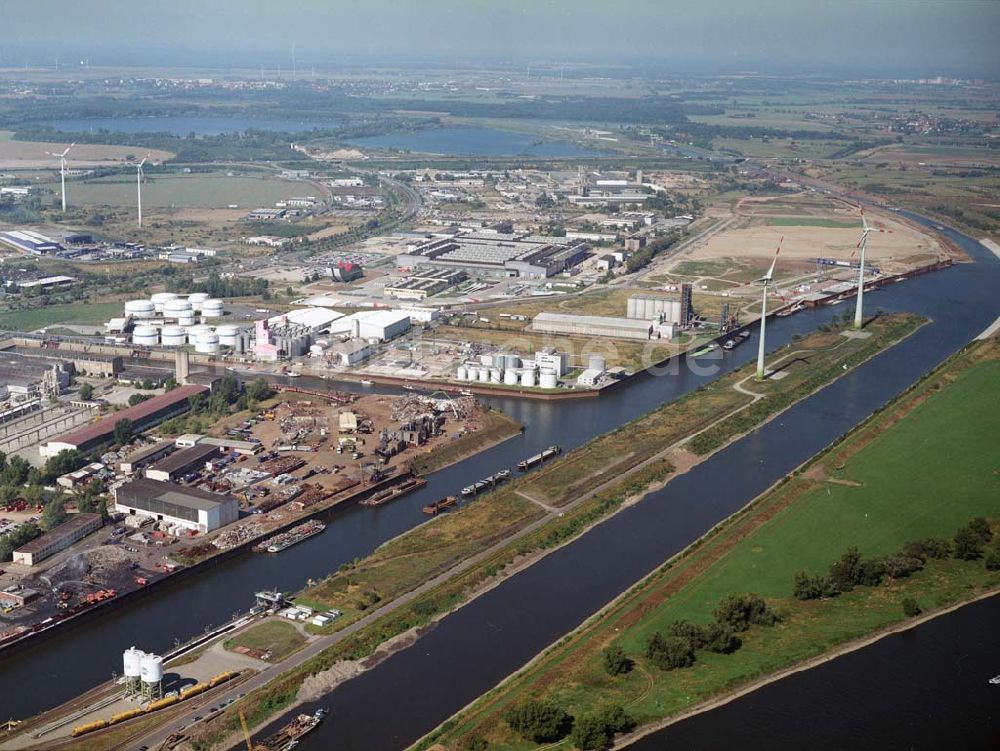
[3,0,998,76]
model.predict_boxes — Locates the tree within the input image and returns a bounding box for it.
[902,538,951,561]
[40,497,67,530]
[503,699,572,743]
[602,644,632,676]
[646,632,695,671]
[902,598,922,617]
[246,378,274,403]
[793,570,837,600]
[113,418,134,446]
[953,526,984,560]
[968,517,993,544]
[1,455,31,487]
[571,715,613,750]
[41,449,86,484]
[713,593,779,632]
[128,393,153,407]
[702,622,742,654]
[79,383,94,400]
[985,552,1000,571]
[828,546,863,591]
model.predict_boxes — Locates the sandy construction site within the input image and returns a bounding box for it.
[676,194,947,275]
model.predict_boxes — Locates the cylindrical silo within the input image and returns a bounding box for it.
[163,299,193,320]
[123,648,143,679]
[187,324,213,338]
[132,325,159,346]
[125,299,156,319]
[478,367,489,382]
[521,369,536,387]
[194,332,220,354]
[479,354,492,366]
[201,299,224,318]
[627,297,637,319]
[160,325,187,347]
[177,313,195,327]
[187,292,210,311]
[504,353,520,370]
[215,324,240,348]
[150,292,178,313]
[503,369,518,385]
[539,370,558,389]
[588,354,606,372]
[456,365,468,381]
[140,652,164,698]
[489,367,501,383]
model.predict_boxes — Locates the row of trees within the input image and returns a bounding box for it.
[497,699,636,750]
[794,517,997,605]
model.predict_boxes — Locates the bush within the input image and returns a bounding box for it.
[570,706,636,751]
[968,517,993,544]
[902,598,922,617]
[646,632,695,671]
[793,570,837,600]
[985,552,1000,571]
[602,644,632,676]
[463,737,488,751]
[828,546,863,591]
[902,538,951,561]
[667,619,708,648]
[713,593,780,632]
[953,526,984,560]
[880,554,924,579]
[503,699,572,743]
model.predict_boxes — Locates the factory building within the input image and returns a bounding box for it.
[0,229,64,254]
[383,269,467,301]
[398,232,590,279]
[41,385,207,457]
[267,307,343,333]
[12,513,102,566]
[16,275,76,292]
[145,443,220,483]
[0,358,70,402]
[328,310,411,342]
[118,440,177,475]
[626,285,693,326]
[113,478,238,534]
[532,312,655,340]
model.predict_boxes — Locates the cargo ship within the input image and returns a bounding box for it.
[461,469,512,496]
[359,476,427,506]
[691,342,719,357]
[258,708,327,751]
[254,520,325,553]
[423,495,458,515]
[517,445,562,472]
[776,303,804,318]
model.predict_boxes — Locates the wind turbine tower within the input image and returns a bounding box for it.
[135,155,149,227]
[853,205,871,330]
[46,143,74,212]
[755,237,782,381]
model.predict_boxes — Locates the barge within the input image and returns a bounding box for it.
[461,469,512,496]
[517,445,562,472]
[259,708,327,751]
[359,476,427,506]
[254,520,325,553]
[422,496,458,515]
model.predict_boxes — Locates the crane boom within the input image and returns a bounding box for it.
[239,709,255,751]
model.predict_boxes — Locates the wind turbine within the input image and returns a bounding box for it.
[755,237,782,381]
[135,155,149,227]
[853,205,871,330]
[45,143,74,212]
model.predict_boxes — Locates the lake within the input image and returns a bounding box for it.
[42,116,342,136]
[347,126,602,157]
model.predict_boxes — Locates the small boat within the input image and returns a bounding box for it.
[286,372,301,378]
[691,343,719,357]
[403,384,416,391]
[738,330,751,340]
[361,380,373,386]
[459,389,474,397]
[989,675,1000,685]
[722,339,735,351]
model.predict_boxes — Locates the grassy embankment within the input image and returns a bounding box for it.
[183,313,923,750]
[424,336,1000,751]
[224,621,306,662]
[0,301,123,330]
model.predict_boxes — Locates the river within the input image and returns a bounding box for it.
[0,220,996,743]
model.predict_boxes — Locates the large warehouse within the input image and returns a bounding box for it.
[328,310,412,342]
[532,312,655,340]
[397,232,590,279]
[41,385,208,457]
[113,478,239,533]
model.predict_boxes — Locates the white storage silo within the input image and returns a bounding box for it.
[150,292,178,313]
[140,652,164,699]
[588,354,607,372]
[456,365,468,381]
[160,325,187,347]
[187,324,213,338]
[123,647,143,695]
[539,370,558,389]
[194,332,220,354]
[478,367,489,382]
[201,299,224,318]
[132,325,159,346]
[490,368,501,383]
[125,299,156,319]
[521,369,536,387]
[503,369,518,385]
[479,354,492,366]
[187,292,210,311]
[163,298,193,320]
[178,313,195,327]
[215,324,240,348]
[504,353,520,370]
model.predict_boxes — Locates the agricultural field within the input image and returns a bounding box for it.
[427,338,1000,751]
[0,301,122,331]
[0,130,174,169]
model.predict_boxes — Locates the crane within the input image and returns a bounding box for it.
[239,709,256,751]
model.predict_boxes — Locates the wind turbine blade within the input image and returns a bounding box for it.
[764,236,782,281]
[860,204,868,232]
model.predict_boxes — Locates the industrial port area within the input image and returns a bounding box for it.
[0,5,998,751]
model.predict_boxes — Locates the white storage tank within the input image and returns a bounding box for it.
[490,368,501,383]
[123,647,143,680]
[132,325,159,346]
[125,299,155,318]
[163,299,193,320]
[150,292,178,313]
[478,367,489,382]
[539,370,558,389]
[215,324,240,348]
[187,292,210,311]
[194,332,220,354]
[177,313,195,327]
[160,325,187,347]
[503,369,518,385]
[479,354,492,366]
[504,353,520,370]
[588,354,607,372]
[140,653,164,684]
[187,324,213,338]
[456,365,468,381]
[201,299,224,318]
[521,369,536,387]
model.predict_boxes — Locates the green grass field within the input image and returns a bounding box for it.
[426,340,1000,751]
[224,620,305,661]
[0,301,122,330]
